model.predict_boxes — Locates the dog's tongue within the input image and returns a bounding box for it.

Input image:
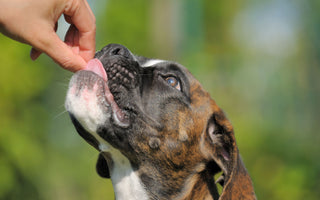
[84,59,108,81]
[83,58,128,127]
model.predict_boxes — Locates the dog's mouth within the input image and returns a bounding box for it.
[83,58,130,127]
[65,44,145,153]
[65,57,133,136]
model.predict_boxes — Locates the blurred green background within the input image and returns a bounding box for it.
[0,0,319,199]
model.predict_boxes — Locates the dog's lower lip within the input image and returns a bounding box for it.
[102,78,130,127]
[113,109,130,127]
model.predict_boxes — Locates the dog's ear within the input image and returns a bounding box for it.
[201,110,256,200]
[96,153,110,178]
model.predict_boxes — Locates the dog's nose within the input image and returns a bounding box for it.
[95,44,141,90]
[104,43,132,58]
[95,44,133,61]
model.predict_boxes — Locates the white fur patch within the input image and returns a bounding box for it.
[99,140,148,200]
[108,149,149,200]
[65,83,109,133]
[142,59,165,67]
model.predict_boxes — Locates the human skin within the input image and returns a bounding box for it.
[0,0,96,72]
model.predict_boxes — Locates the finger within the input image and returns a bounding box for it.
[30,47,42,61]
[29,23,57,61]
[38,31,87,72]
[83,0,95,20]
[64,0,96,61]
[64,24,81,55]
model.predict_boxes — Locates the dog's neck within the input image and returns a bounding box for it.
[103,148,219,200]
[111,156,148,200]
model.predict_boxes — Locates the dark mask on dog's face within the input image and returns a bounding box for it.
[65,44,256,200]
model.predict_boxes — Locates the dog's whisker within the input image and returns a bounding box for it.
[58,103,66,108]
[53,110,68,119]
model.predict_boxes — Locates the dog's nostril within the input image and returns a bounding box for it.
[110,47,123,56]
[107,44,130,58]
[99,44,133,60]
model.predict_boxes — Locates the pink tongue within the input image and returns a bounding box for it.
[84,59,108,81]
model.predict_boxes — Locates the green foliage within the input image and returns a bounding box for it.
[1,0,319,199]
[0,37,49,199]
[96,0,151,55]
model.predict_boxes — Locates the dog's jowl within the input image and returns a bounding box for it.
[65,44,256,200]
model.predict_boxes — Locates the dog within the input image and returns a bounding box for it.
[65,44,256,200]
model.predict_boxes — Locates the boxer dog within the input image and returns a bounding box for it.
[65,44,256,200]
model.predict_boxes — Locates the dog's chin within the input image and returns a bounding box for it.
[65,68,131,146]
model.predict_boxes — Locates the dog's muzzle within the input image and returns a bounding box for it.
[65,44,141,141]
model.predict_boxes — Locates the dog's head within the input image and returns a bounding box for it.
[65,44,255,199]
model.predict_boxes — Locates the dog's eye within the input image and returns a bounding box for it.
[165,76,181,91]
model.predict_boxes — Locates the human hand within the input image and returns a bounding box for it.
[0,0,96,72]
